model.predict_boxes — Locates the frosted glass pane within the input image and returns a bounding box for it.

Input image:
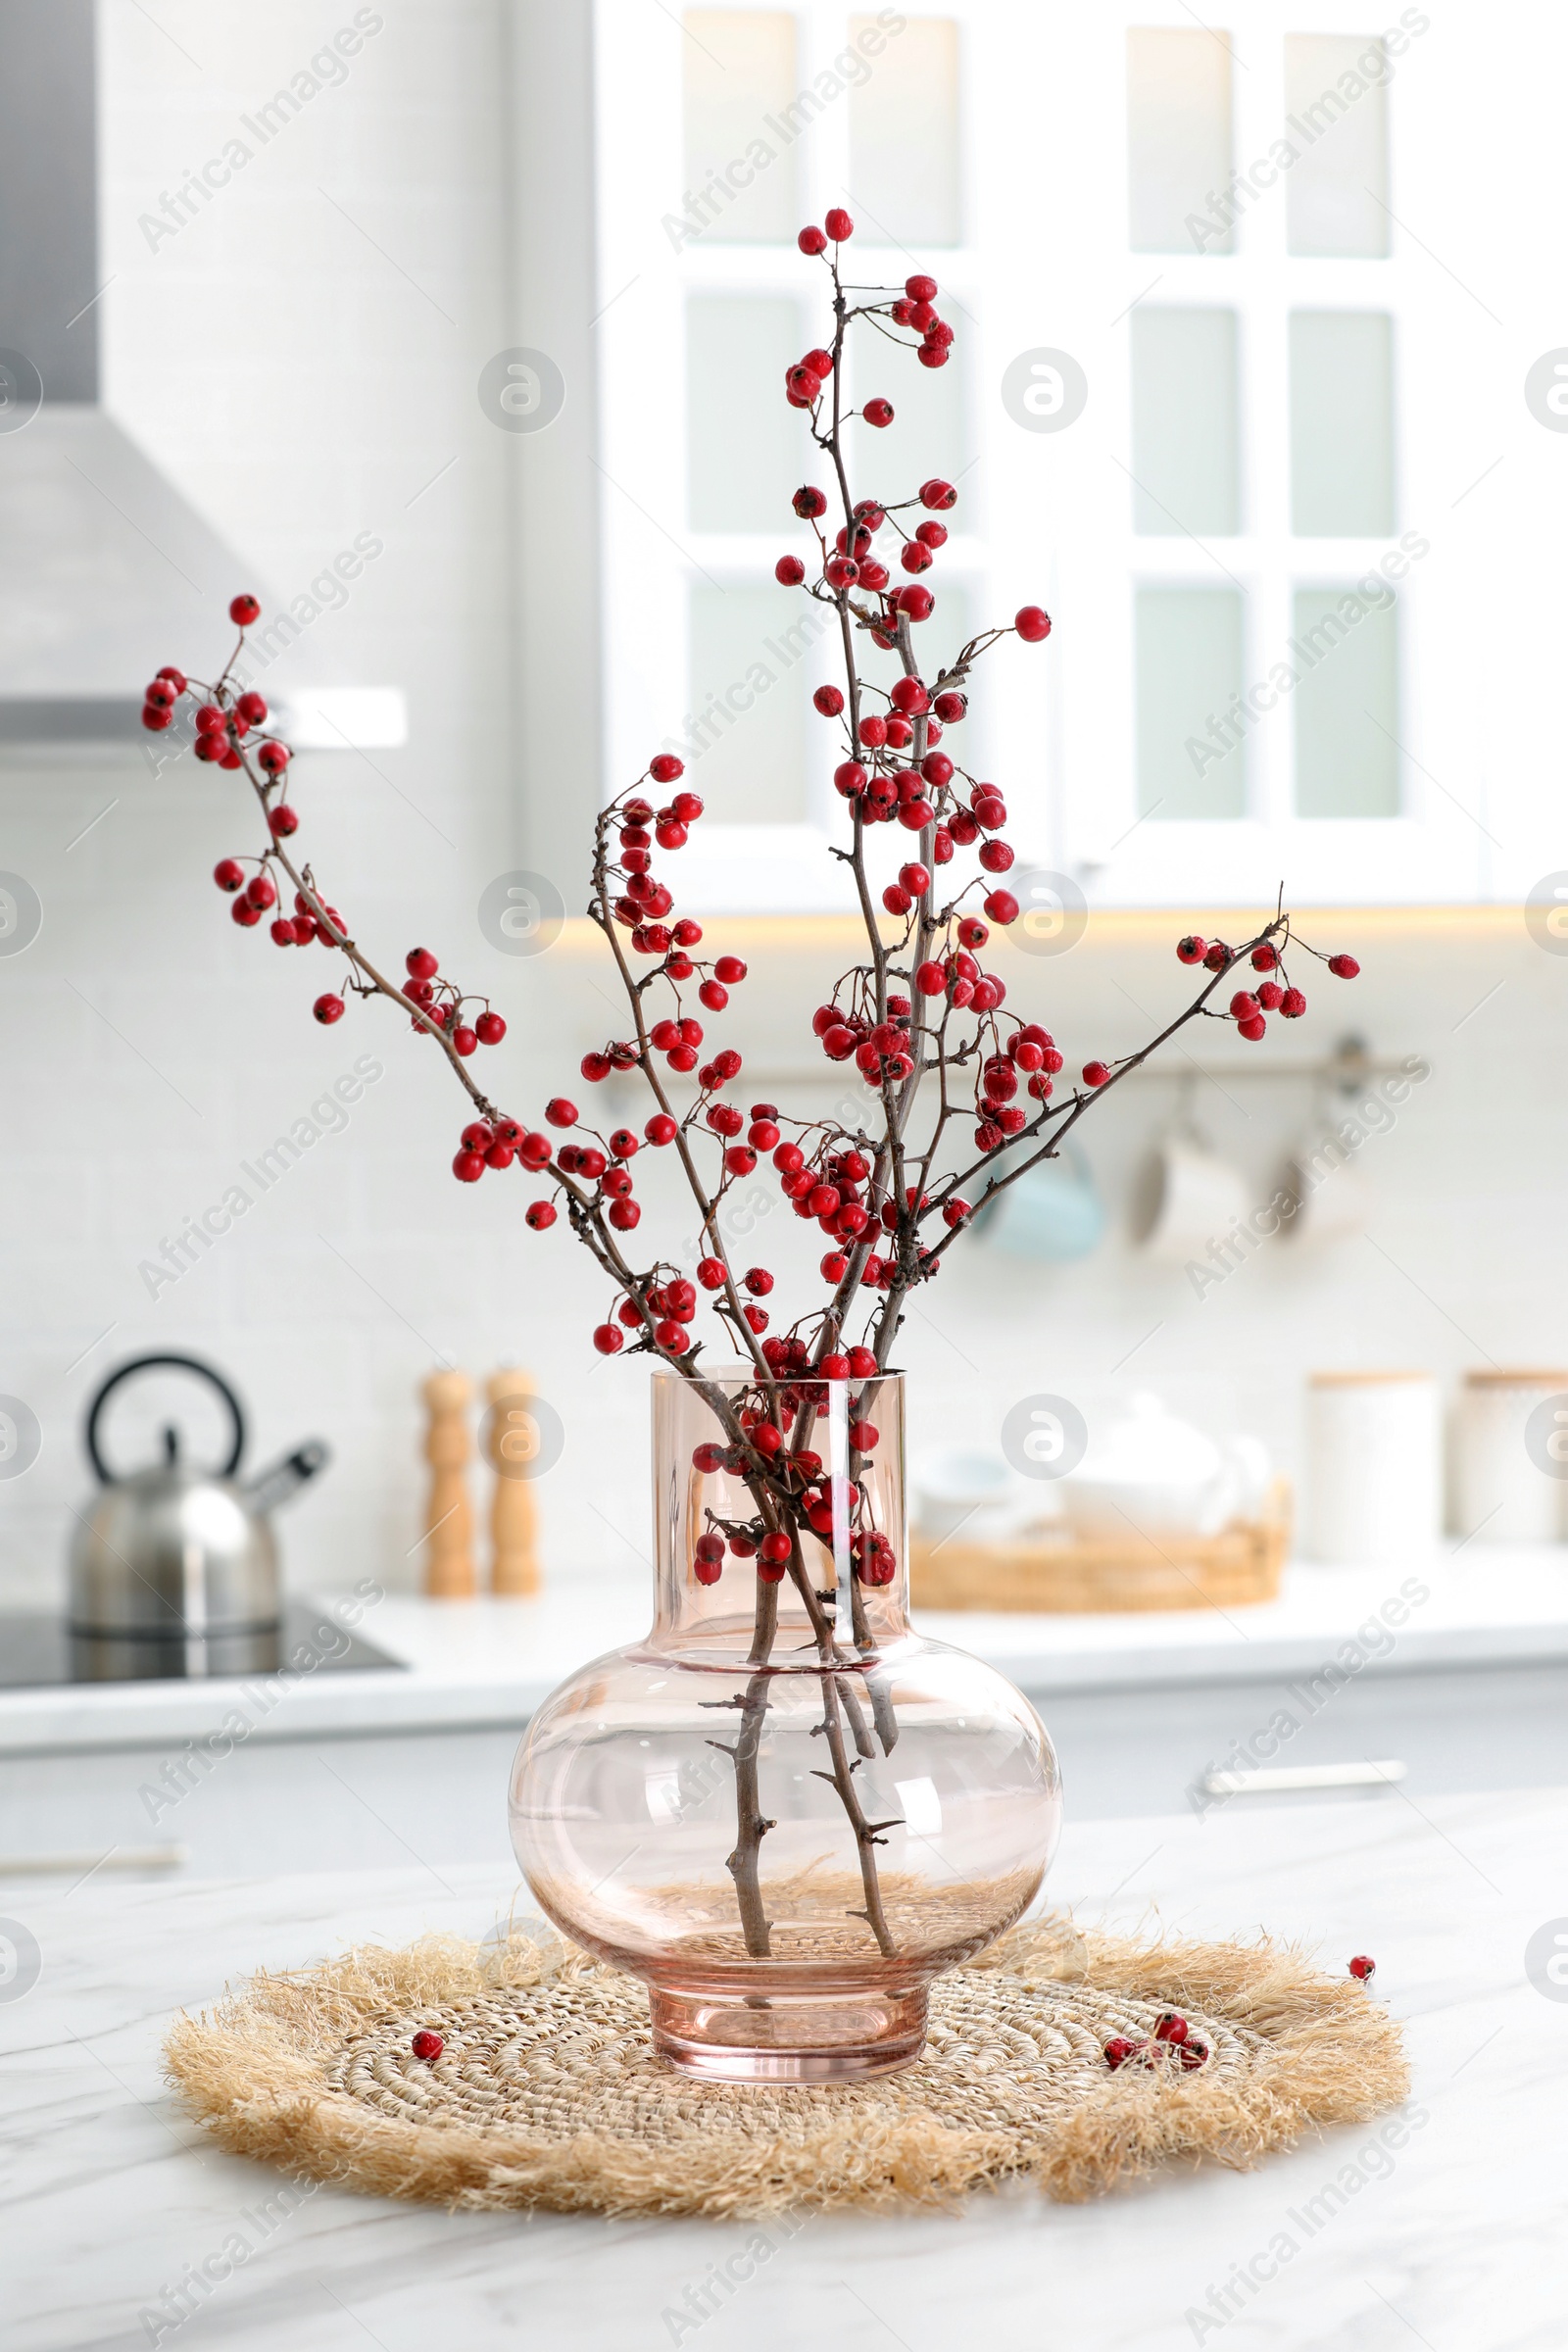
[1284,34,1390,257]
[1293,587,1400,817]
[687,296,805,532]
[848,16,960,247]
[1130,309,1240,537]
[1290,312,1395,537]
[682,13,800,244]
[847,344,970,519]
[1136,589,1246,819]
[1126,28,1234,254]
[687,584,809,823]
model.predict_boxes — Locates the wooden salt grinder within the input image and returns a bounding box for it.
[485,1368,541,1595]
[420,1369,475,1597]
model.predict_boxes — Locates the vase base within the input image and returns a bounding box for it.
[649,1982,929,2082]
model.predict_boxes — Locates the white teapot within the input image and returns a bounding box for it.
[1058,1391,1268,1541]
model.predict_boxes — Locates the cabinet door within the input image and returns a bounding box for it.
[591,3,1526,908]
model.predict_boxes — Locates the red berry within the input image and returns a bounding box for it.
[141,678,175,709]
[984,890,1019,925]
[645,1113,677,1146]
[1348,1954,1376,1981]
[213,858,244,893]
[593,1323,624,1354]
[475,1011,506,1045]
[195,703,225,734]
[775,555,806,586]
[698,979,728,1011]
[824,207,854,240]
[1203,942,1232,972]
[1280,987,1307,1018]
[1152,2012,1188,2045]
[228,593,261,626]
[713,956,747,985]
[269,917,295,946]
[236,691,268,725]
[1082,1060,1110,1088]
[525,1200,557,1230]
[1229,991,1260,1020]
[1102,2036,1138,2070]
[1256,981,1283,1011]
[697,1257,726,1291]
[140,705,172,731]
[743,1267,773,1297]
[545,1098,577,1128]
[407,947,438,981]
[268,805,299,838]
[1238,1014,1267,1041]
[798,224,827,255]
[608,1198,641,1230]
[1177,934,1205,964]
[847,1347,877,1378]
[650,754,684,784]
[1178,2037,1209,2070]
[1250,943,1278,971]
[411,2030,444,2061]
[245,874,276,911]
[453,1025,478,1056]
[156,665,187,693]
[819,1250,849,1282]
[1015,606,1052,643]
[452,1150,485,1182]
[1328,954,1360,978]
[258,741,290,775]
[862,398,894,428]
[231,898,262,927]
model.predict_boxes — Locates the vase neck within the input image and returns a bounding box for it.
[647,1369,909,1662]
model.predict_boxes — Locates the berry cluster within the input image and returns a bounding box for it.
[1102,2010,1210,2073]
[1174,931,1358,1042]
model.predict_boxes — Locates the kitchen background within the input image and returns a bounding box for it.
[2,0,1566,1611]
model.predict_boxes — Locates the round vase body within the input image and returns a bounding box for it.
[511,1369,1062,2082]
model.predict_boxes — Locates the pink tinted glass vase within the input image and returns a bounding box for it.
[510,1368,1061,2081]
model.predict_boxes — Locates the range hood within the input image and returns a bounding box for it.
[0,0,405,752]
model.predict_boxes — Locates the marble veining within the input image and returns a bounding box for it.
[2,1788,1562,2352]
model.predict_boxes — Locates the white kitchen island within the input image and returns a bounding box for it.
[3,1786,1561,2352]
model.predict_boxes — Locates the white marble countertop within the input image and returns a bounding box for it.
[4,1541,1568,1758]
[3,1784,1560,2352]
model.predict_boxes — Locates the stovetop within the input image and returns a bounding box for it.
[0,1602,403,1688]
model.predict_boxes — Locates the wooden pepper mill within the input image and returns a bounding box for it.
[485,1367,541,1595]
[419,1369,475,1597]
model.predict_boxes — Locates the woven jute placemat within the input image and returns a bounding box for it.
[164,1916,1407,2216]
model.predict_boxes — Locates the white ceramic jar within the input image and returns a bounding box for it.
[1450,1370,1568,1543]
[1305,1371,1441,1567]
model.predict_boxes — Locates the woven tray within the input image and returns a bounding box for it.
[164,1914,1405,2217]
[911,1482,1293,1614]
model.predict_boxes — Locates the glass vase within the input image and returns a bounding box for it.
[509,1366,1062,2081]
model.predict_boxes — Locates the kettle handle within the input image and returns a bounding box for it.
[85,1353,246,1484]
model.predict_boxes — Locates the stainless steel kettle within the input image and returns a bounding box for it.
[69,1353,328,1638]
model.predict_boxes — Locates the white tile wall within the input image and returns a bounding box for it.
[1,11,1564,1615]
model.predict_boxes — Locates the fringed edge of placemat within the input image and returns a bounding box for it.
[163,1919,1409,2217]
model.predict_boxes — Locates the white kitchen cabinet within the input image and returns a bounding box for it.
[588,2,1561,909]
